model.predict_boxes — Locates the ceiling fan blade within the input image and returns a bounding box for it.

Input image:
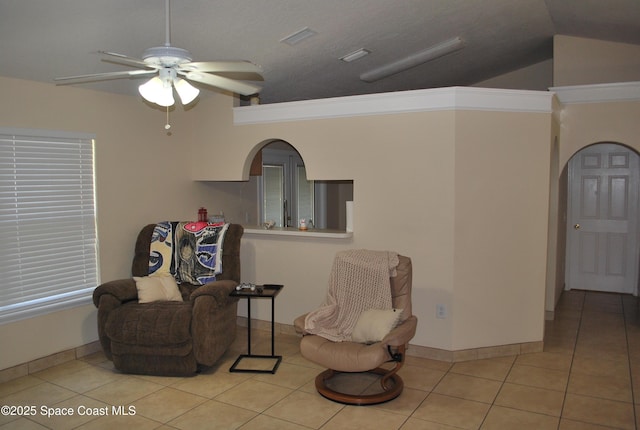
[204,71,264,82]
[99,51,151,68]
[54,69,156,84]
[180,61,262,75]
[185,71,261,96]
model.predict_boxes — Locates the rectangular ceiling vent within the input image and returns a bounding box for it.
[280,27,317,46]
[340,48,371,63]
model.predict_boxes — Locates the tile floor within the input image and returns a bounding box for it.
[0,289,638,429]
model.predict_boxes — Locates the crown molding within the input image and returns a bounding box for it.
[550,81,640,104]
[233,87,554,125]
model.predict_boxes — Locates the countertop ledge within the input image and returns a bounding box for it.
[242,226,352,239]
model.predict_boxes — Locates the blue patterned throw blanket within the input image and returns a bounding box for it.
[149,221,230,285]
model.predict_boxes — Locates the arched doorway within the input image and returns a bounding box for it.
[565,142,640,295]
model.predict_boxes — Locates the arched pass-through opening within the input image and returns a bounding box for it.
[245,139,354,231]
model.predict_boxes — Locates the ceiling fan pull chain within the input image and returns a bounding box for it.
[165,106,171,130]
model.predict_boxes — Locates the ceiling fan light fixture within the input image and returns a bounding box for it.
[138,76,174,107]
[156,85,175,107]
[138,76,162,103]
[174,77,200,105]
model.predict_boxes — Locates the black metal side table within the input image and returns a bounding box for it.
[229,284,283,374]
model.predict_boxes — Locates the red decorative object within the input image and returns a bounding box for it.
[198,207,207,222]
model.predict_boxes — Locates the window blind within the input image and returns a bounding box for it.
[262,164,284,226]
[0,128,98,324]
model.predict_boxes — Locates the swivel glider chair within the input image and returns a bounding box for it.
[294,251,417,405]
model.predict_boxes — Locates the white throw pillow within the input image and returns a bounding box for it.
[133,274,183,303]
[351,308,403,344]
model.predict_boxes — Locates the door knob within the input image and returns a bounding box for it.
[574,223,580,230]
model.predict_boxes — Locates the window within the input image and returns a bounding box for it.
[262,163,286,226]
[256,142,354,231]
[259,145,325,228]
[0,128,98,324]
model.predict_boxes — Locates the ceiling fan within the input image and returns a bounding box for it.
[55,0,263,107]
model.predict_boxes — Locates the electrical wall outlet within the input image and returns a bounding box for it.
[436,304,447,319]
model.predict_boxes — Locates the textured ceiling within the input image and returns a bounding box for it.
[1,0,639,104]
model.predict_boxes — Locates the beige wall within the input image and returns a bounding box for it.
[0,76,223,369]
[556,100,640,166]
[554,165,568,310]
[474,59,553,91]
[546,126,565,316]
[452,111,553,348]
[554,35,640,86]
[187,95,554,351]
[552,36,640,164]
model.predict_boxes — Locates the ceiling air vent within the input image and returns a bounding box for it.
[280,27,317,46]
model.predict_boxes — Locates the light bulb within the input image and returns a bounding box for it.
[138,77,163,104]
[155,84,175,107]
[138,75,175,107]
[174,78,200,105]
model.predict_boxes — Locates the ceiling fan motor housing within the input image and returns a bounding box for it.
[142,46,193,67]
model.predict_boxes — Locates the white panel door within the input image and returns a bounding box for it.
[566,143,639,294]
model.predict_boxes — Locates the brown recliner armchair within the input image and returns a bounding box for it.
[93,222,243,376]
[294,252,417,405]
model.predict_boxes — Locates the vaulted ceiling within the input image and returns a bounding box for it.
[1,0,639,104]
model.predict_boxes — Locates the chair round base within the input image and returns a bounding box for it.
[315,367,404,405]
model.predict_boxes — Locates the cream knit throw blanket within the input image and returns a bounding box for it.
[304,249,399,342]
